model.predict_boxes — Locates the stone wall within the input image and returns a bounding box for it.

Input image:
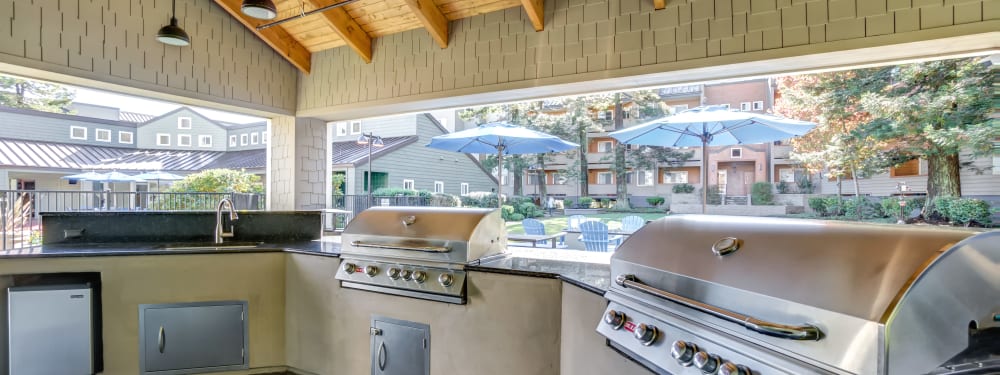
[267,116,327,210]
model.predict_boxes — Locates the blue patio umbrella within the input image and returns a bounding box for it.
[61,171,107,181]
[427,122,579,208]
[133,171,185,192]
[609,105,816,213]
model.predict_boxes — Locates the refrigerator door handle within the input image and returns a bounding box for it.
[158,326,165,353]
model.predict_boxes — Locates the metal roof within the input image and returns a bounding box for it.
[0,138,264,171]
[119,111,155,123]
[331,136,417,166]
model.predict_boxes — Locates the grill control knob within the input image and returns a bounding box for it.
[633,323,658,346]
[401,269,413,281]
[604,310,626,330]
[412,271,428,283]
[387,267,401,280]
[693,351,721,374]
[364,265,379,277]
[342,262,357,274]
[438,273,454,287]
[670,340,699,366]
[719,362,751,375]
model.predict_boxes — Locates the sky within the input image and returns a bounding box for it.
[72,87,266,124]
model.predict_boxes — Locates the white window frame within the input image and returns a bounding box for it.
[198,135,213,147]
[434,181,444,193]
[993,155,1000,175]
[70,126,87,140]
[752,101,764,110]
[241,134,248,146]
[740,102,751,111]
[177,117,192,129]
[460,183,470,195]
[597,171,613,185]
[350,121,362,134]
[95,128,111,142]
[637,170,654,186]
[597,141,613,153]
[731,148,742,158]
[118,131,133,144]
[336,122,347,136]
[177,134,192,146]
[663,171,688,184]
[156,133,170,146]
[229,135,237,147]
[261,131,268,144]
[250,132,259,145]
[403,179,415,190]
[779,168,796,183]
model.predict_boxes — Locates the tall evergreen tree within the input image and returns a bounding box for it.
[0,75,75,112]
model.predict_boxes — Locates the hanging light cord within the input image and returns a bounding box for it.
[256,0,361,30]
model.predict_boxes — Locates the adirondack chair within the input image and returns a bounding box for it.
[579,221,623,252]
[620,215,646,233]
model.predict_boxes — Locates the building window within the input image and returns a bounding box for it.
[731,148,742,158]
[70,126,87,140]
[663,171,688,183]
[752,101,764,110]
[993,155,1000,175]
[178,134,192,146]
[740,102,751,111]
[779,168,796,183]
[261,131,268,144]
[119,131,133,144]
[637,170,654,186]
[403,179,415,190]
[671,104,688,113]
[350,121,361,134]
[890,159,922,177]
[461,183,470,195]
[336,122,347,136]
[157,133,170,146]
[95,129,111,142]
[597,141,613,153]
[251,132,259,145]
[199,135,213,147]
[229,135,237,147]
[178,117,192,129]
[241,134,248,146]
[597,171,613,184]
[434,181,444,193]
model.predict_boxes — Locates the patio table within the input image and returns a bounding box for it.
[506,232,566,248]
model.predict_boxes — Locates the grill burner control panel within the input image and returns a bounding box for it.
[335,258,467,304]
[597,301,827,374]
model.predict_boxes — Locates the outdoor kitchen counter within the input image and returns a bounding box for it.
[470,248,613,295]
[0,238,342,258]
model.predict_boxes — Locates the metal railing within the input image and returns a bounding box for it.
[1,190,265,250]
[329,194,432,230]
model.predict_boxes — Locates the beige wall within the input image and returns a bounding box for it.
[298,0,998,120]
[561,282,651,375]
[0,253,286,375]
[284,254,563,375]
[0,0,298,116]
[267,116,327,210]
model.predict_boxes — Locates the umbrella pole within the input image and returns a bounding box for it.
[702,138,708,214]
[497,145,504,210]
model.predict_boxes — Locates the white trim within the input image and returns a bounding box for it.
[403,179,415,190]
[177,134,192,147]
[637,169,654,186]
[198,135,213,147]
[739,102,751,111]
[177,117,192,129]
[597,140,613,153]
[156,133,170,146]
[597,171,613,184]
[95,128,111,142]
[118,131,134,144]
[261,131,268,144]
[434,181,444,193]
[229,135,237,147]
[350,121,361,134]
[752,101,764,110]
[250,132,259,145]
[663,170,688,183]
[70,126,87,140]
[460,183,469,195]
[241,134,248,146]
[336,122,347,136]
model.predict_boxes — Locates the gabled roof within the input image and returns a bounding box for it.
[119,111,155,123]
[0,105,138,128]
[0,137,265,171]
[331,136,417,166]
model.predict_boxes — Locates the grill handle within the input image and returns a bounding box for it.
[616,274,822,341]
[350,240,451,253]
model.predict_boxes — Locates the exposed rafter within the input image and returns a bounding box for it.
[212,0,312,73]
[653,0,666,10]
[307,0,373,63]
[404,0,449,48]
[520,0,544,31]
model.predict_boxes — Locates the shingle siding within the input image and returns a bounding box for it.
[0,109,136,148]
[137,109,229,151]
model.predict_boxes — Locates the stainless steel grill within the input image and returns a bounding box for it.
[597,215,999,375]
[334,207,505,304]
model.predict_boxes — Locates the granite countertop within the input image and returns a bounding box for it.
[470,248,612,295]
[0,238,342,258]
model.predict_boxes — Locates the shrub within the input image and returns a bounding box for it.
[932,196,959,219]
[700,185,722,205]
[517,202,544,218]
[776,181,791,194]
[430,193,459,207]
[500,205,516,220]
[797,177,815,194]
[751,182,774,205]
[372,187,432,198]
[646,196,665,207]
[168,168,263,193]
[842,197,879,219]
[935,197,992,226]
[563,199,574,208]
[672,183,695,194]
[578,197,594,208]
[808,197,828,215]
[461,191,499,208]
[599,198,611,208]
[508,213,525,221]
[823,197,843,216]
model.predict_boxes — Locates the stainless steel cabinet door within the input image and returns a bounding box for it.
[371,317,430,375]
[140,302,247,374]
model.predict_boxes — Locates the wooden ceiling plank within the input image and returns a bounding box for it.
[654,0,666,10]
[403,0,449,48]
[519,0,544,31]
[213,0,312,73]
[307,0,373,63]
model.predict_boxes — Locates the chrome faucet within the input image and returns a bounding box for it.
[214,198,239,244]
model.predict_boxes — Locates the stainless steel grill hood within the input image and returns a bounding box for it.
[335,207,505,304]
[597,215,999,375]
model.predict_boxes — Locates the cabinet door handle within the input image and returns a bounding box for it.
[377,341,386,371]
[158,326,165,353]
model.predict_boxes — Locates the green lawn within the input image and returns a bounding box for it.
[505,212,669,234]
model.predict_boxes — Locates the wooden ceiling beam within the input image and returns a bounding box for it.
[404,0,449,48]
[308,0,373,63]
[520,0,544,31]
[653,0,666,10]
[212,0,312,73]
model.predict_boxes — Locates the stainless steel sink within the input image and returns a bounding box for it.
[154,241,264,250]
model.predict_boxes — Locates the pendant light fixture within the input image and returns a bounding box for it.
[242,0,278,20]
[157,0,190,46]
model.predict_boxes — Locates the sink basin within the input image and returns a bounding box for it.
[154,241,264,250]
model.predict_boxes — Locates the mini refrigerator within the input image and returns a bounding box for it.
[8,284,93,375]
